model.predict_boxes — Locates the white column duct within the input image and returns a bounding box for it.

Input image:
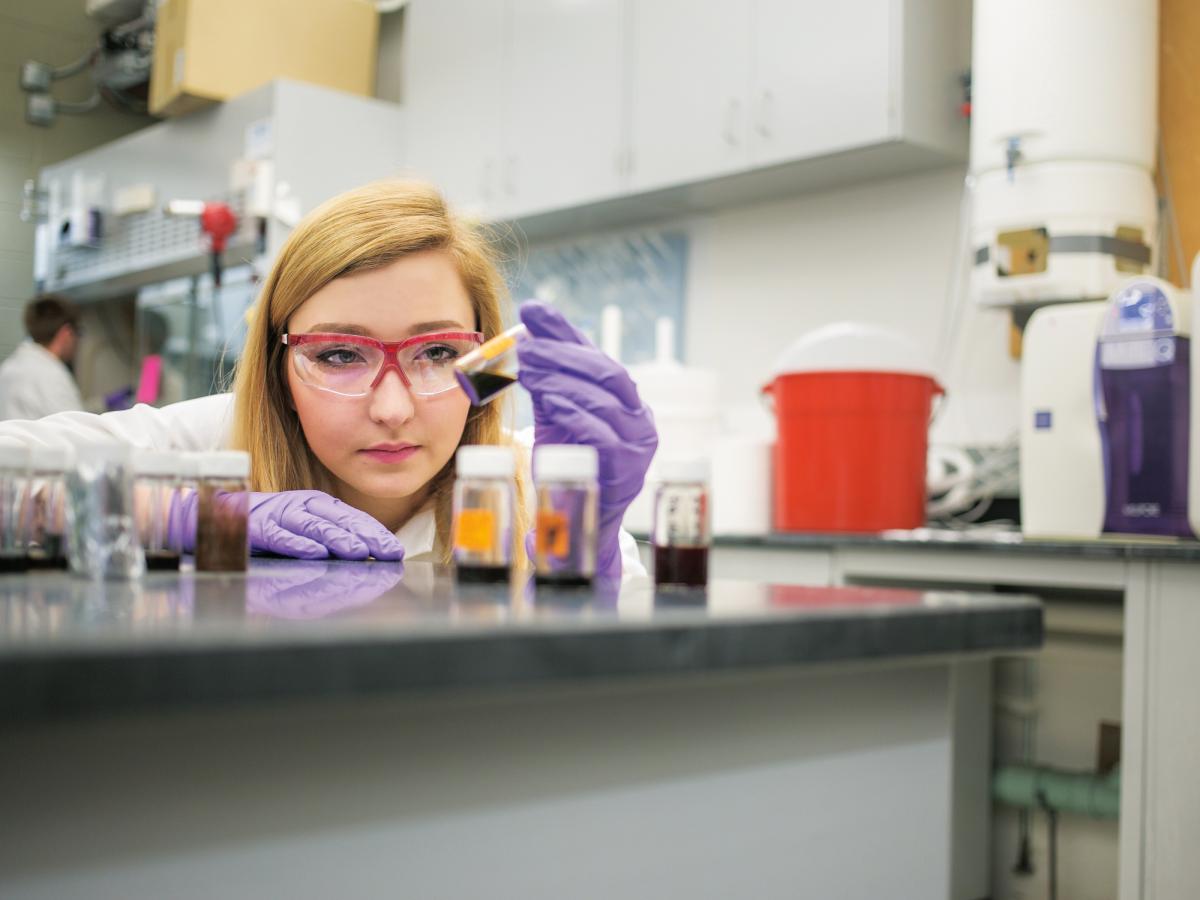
[969,0,1159,306]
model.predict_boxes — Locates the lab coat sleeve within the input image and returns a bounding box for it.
[0,392,236,453]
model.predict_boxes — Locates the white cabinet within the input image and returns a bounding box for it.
[504,0,625,217]
[404,0,624,221]
[402,0,506,219]
[748,0,893,166]
[628,0,752,191]
[403,0,968,227]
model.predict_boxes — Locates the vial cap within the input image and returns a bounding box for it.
[76,442,133,466]
[456,445,515,479]
[198,450,250,480]
[657,455,710,484]
[534,444,598,482]
[31,444,75,474]
[133,449,180,477]
[176,451,203,478]
[0,442,29,469]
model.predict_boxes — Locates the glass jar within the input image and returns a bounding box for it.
[133,449,183,571]
[452,445,516,582]
[533,444,598,586]
[454,323,528,406]
[0,443,30,574]
[25,444,74,569]
[195,451,250,573]
[651,457,711,588]
[66,443,145,580]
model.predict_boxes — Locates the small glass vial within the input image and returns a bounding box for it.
[452,445,516,582]
[195,451,250,573]
[24,444,75,570]
[454,323,528,405]
[133,450,183,571]
[652,457,711,588]
[66,443,146,580]
[0,443,30,574]
[533,444,599,586]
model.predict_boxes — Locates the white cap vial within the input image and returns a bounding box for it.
[0,443,30,470]
[75,442,133,466]
[657,455,710,484]
[31,444,75,473]
[456,445,515,479]
[198,450,251,480]
[534,444,599,482]
[133,449,181,478]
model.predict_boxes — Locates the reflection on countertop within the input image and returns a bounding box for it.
[0,559,1042,722]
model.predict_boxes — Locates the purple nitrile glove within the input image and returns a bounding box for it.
[170,489,405,561]
[516,300,658,581]
[247,559,404,619]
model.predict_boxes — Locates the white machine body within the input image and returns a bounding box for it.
[1020,302,1107,538]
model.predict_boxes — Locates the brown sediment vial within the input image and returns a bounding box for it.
[195,484,248,572]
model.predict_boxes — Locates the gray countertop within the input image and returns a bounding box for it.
[0,559,1042,722]
[699,528,1200,561]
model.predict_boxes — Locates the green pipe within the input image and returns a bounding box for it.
[993,764,1120,820]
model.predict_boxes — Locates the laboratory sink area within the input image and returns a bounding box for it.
[1,560,1041,898]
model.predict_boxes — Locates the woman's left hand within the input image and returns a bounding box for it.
[516,301,658,579]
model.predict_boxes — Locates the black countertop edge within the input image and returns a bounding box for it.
[636,532,1200,561]
[0,605,1041,724]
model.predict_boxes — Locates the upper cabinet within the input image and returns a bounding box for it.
[402,0,506,219]
[628,0,752,191]
[403,0,969,226]
[747,0,893,166]
[505,0,625,217]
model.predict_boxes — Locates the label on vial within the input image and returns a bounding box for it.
[536,510,570,557]
[455,509,496,553]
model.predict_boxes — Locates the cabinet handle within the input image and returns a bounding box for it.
[756,90,774,138]
[723,97,742,146]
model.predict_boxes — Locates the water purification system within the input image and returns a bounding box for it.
[1096,277,1196,538]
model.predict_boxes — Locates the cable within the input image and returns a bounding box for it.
[51,48,99,81]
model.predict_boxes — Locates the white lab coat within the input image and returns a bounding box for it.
[0,392,648,580]
[0,341,84,421]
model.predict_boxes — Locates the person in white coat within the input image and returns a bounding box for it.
[0,180,656,581]
[0,295,84,421]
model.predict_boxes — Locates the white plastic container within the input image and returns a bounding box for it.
[624,317,721,534]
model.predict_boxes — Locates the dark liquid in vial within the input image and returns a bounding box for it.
[145,550,182,571]
[455,564,511,584]
[535,572,593,588]
[0,552,29,574]
[654,545,709,587]
[27,536,67,570]
[459,371,517,406]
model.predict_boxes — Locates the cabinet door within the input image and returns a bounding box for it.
[628,0,752,192]
[402,0,506,218]
[504,0,625,217]
[749,0,894,167]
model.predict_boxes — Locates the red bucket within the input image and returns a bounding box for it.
[763,322,943,533]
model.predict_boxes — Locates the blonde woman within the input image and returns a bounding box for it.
[0,180,657,579]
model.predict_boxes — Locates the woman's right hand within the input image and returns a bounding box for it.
[171,489,405,561]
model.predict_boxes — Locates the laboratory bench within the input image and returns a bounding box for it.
[0,560,1040,900]
[654,528,1200,900]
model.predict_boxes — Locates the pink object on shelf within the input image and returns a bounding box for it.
[135,354,163,406]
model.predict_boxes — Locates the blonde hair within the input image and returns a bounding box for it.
[229,178,528,565]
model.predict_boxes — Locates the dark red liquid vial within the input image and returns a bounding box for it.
[654,545,708,587]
